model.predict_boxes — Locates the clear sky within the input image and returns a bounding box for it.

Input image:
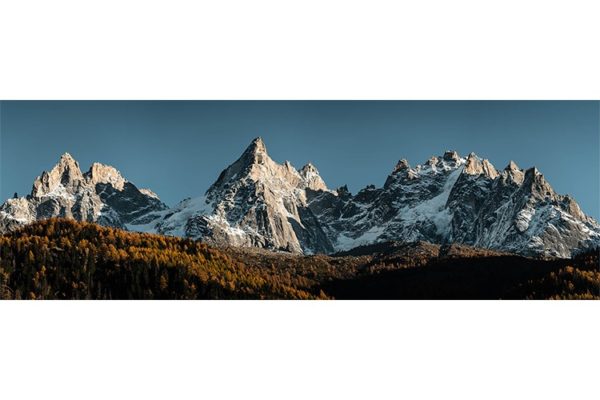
[1,101,598,220]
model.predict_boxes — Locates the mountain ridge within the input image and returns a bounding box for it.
[1,138,598,258]
[0,153,167,233]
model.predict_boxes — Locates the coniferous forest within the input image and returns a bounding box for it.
[0,219,598,300]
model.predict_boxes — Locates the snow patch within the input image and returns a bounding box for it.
[397,166,463,236]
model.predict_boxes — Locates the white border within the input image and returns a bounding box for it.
[0,1,599,99]
[0,301,599,399]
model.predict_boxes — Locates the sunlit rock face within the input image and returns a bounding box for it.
[0,153,167,232]
[306,150,599,258]
[130,139,599,257]
[2,140,598,258]
[147,137,336,254]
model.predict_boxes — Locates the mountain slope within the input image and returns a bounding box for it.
[1,139,598,258]
[137,138,335,253]
[308,151,599,257]
[0,153,167,232]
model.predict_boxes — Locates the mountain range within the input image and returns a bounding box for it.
[1,137,598,258]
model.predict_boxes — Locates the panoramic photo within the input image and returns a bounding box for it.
[0,101,598,299]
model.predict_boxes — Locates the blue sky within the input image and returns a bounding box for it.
[1,101,598,219]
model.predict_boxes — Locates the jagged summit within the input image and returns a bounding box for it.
[1,153,167,233]
[463,153,498,178]
[208,137,329,195]
[522,167,556,199]
[506,160,520,171]
[2,141,598,258]
[300,162,316,171]
[337,185,351,197]
[86,162,127,190]
[178,137,335,253]
[54,152,82,178]
[426,156,439,166]
[308,148,597,257]
[502,160,525,185]
[299,163,328,192]
[482,159,498,179]
[31,154,129,198]
[393,159,410,172]
[241,136,265,150]
[443,150,461,162]
[32,153,84,198]
[464,153,483,175]
[59,152,76,162]
[250,136,266,148]
[242,136,268,161]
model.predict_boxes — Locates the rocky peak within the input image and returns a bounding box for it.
[506,160,520,171]
[2,152,166,234]
[502,160,524,185]
[207,137,274,196]
[299,163,328,192]
[300,162,317,174]
[523,167,556,199]
[337,185,351,197]
[242,137,269,165]
[31,152,85,198]
[464,153,483,175]
[55,153,83,179]
[385,158,418,188]
[4,141,598,259]
[393,159,410,173]
[443,150,460,162]
[426,156,439,167]
[86,162,127,190]
[482,159,499,179]
[524,166,540,177]
[59,152,77,165]
[463,153,499,179]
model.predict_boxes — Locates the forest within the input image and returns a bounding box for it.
[0,219,598,300]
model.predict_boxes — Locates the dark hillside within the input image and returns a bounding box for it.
[1,219,597,300]
[0,219,321,299]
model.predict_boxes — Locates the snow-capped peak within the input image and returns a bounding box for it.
[3,140,598,259]
[1,153,167,233]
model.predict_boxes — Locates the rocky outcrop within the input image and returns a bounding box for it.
[2,139,598,258]
[144,137,335,253]
[306,150,599,258]
[136,139,599,257]
[0,153,167,232]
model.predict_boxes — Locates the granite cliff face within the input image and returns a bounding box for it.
[0,153,167,232]
[136,138,335,253]
[2,139,598,258]
[307,150,599,257]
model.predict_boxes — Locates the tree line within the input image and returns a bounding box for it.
[0,219,324,299]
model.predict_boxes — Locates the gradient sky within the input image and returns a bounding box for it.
[1,101,598,219]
